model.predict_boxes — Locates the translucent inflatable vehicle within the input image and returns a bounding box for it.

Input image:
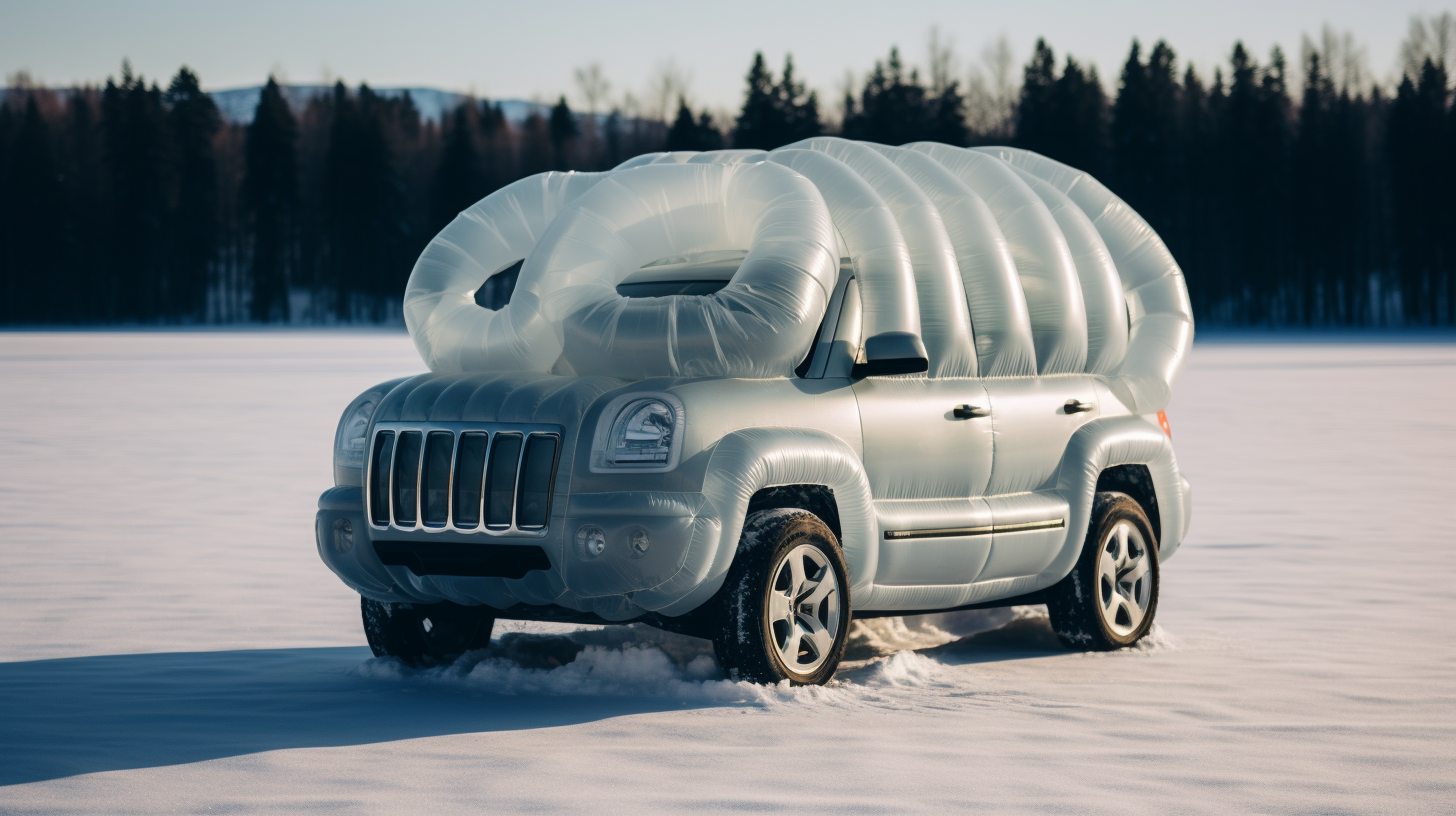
[316,138,1194,685]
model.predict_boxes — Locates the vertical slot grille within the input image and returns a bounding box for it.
[368,424,558,533]
[452,432,488,529]
[516,434,559,529]
[369,431,395,526]
[421,431,454,527]
[484,433,523,528]
[392,431,423,526]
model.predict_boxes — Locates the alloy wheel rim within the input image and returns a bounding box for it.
[1096,520,1152,637]
[766,543,842,675]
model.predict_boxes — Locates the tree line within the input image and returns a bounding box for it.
[1,22,1452,327]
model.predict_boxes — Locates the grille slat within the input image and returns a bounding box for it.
[451,432,488,529]
[421,431,453,527]
[369,431,395,526]
[484,433,523,529]
[367,424,559,535]
[516,434,559,529]
[391,431,423,526]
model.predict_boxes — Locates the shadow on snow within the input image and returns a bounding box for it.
[0,613,1069,785]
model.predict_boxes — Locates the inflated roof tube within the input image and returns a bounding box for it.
[765,149,921,349]
[977,147,1193,412]
[910,143,1089,376]
[1006,166,1129,376]
[403,171,607,374]
[527,161,839,378]
[785,138,976,378]
[868,144,1037,377]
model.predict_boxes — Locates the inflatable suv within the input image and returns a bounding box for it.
[316,138,1194,685]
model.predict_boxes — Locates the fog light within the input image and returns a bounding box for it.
[332,517,354,553]
[628,527,650,558]
[576,524,607,557]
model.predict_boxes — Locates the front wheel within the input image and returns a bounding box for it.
[361,597,496,667]
[711,509,851,685]
[1046,492,1160,650]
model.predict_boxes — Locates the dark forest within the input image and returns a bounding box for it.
[1,31,1453,327]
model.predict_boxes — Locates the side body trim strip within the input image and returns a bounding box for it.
[884,518,1065,540]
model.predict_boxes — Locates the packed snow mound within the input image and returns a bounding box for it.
[350,610,1169,705]
[405,139,1192,411]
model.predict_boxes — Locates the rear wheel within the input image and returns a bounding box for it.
[360,597,496,667]
[1046,492,1160,650]
[711,509,851,685]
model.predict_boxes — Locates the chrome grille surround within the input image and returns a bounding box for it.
[366,421,563,536]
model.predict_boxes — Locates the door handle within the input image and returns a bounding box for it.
[1064,399,1095,414]
[953,404,991,419]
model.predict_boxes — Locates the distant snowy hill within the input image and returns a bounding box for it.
[1,84,566,124]
[207,85,559,123]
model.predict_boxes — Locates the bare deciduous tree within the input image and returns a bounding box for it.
[574,62,611,115]
[928,26,958,95]
[1399,12,1455,80]
[646,59,692,124]
[965,35,1018,140]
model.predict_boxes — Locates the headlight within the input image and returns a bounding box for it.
[610,399,675,464]
[333,379,405,486]
[591,393,684,472]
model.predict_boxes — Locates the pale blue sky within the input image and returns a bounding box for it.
[3,0,1447,112]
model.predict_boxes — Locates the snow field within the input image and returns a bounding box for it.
[1,331,1454,813]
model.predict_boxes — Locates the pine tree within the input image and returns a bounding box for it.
[1112,41,1181,241]
[164,67,220,322]
[930,81,970,146]
[3,96,68,322]
[1016,39,1059,157]
[1387,59,1450,324]
[1176,65,1216,314]
[519,111,551,177]
[733,53,821,149]
[843,47,955,145]
[431,103,485,232]
[0,100,17,322]
[733,53,778,149]
[323,83,410,317]
[548,95,578,169]
[102,63,172,322]
[665,98,725,151]
[774,56,822,145]
[243,76,297,322]
[1048,57,1108,176]
[477,101,508,190]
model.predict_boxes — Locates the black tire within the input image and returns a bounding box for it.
[1046,491,1160,651]
[360,597,496,667]
[711,509,852,686]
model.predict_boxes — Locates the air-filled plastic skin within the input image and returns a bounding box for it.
[316,140,1193,625]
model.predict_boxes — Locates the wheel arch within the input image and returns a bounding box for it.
[1047,415,1188,588]
[1095,464,1162,548]
[648,428,875,616]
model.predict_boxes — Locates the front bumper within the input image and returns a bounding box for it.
[315,486,720,620]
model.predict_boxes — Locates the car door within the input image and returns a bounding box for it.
[974,374,1101,582]
[833,281,996,587]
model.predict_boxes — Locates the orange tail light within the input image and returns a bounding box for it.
[1157,410,1172,438]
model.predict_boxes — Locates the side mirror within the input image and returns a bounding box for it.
[851,331,929,378]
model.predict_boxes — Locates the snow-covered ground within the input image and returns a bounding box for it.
[1,331,1453,813]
